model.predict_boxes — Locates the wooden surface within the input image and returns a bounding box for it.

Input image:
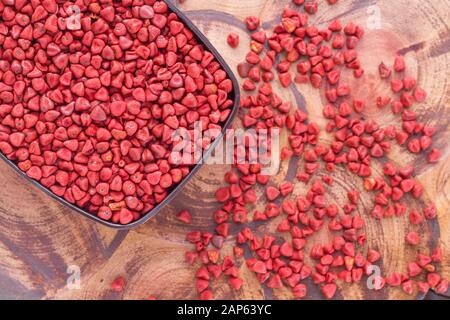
[0,0,450,300]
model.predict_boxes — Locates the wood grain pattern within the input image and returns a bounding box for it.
[0,0,449,300]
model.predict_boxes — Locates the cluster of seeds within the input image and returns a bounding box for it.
[181,0,447,300]
[0,0,234,224]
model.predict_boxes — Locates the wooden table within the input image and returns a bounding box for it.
[0,0,449,300]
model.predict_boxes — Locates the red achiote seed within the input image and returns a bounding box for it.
[427,148,441,163]
[199,290,213,300]
[403,77,417,91]
[427,273,441,288]
[405,231,420,245]
[391,79,404,93]
[304,1,319,14]
[378,62,391,79]
[215,187,230,202]
[252,261,267,274]
[98,206,113,221]
[279,72,292,87]
[367,249,381,263]
[227,33,240,48]
[321,283,337,299]
[423,204,437,220]
[418,282,430,293]
[407,139,421,154]
[111,276,125,292]
[266,186,280,201]
[394,55,405,72]
[402,280,414,295]
[408,262,422,277]
[435,279,449,294]
[413,87,427,102]
[386,273,402,287]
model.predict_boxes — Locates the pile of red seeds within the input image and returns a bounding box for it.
[0,0,234,224]
[181,0,448,300]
